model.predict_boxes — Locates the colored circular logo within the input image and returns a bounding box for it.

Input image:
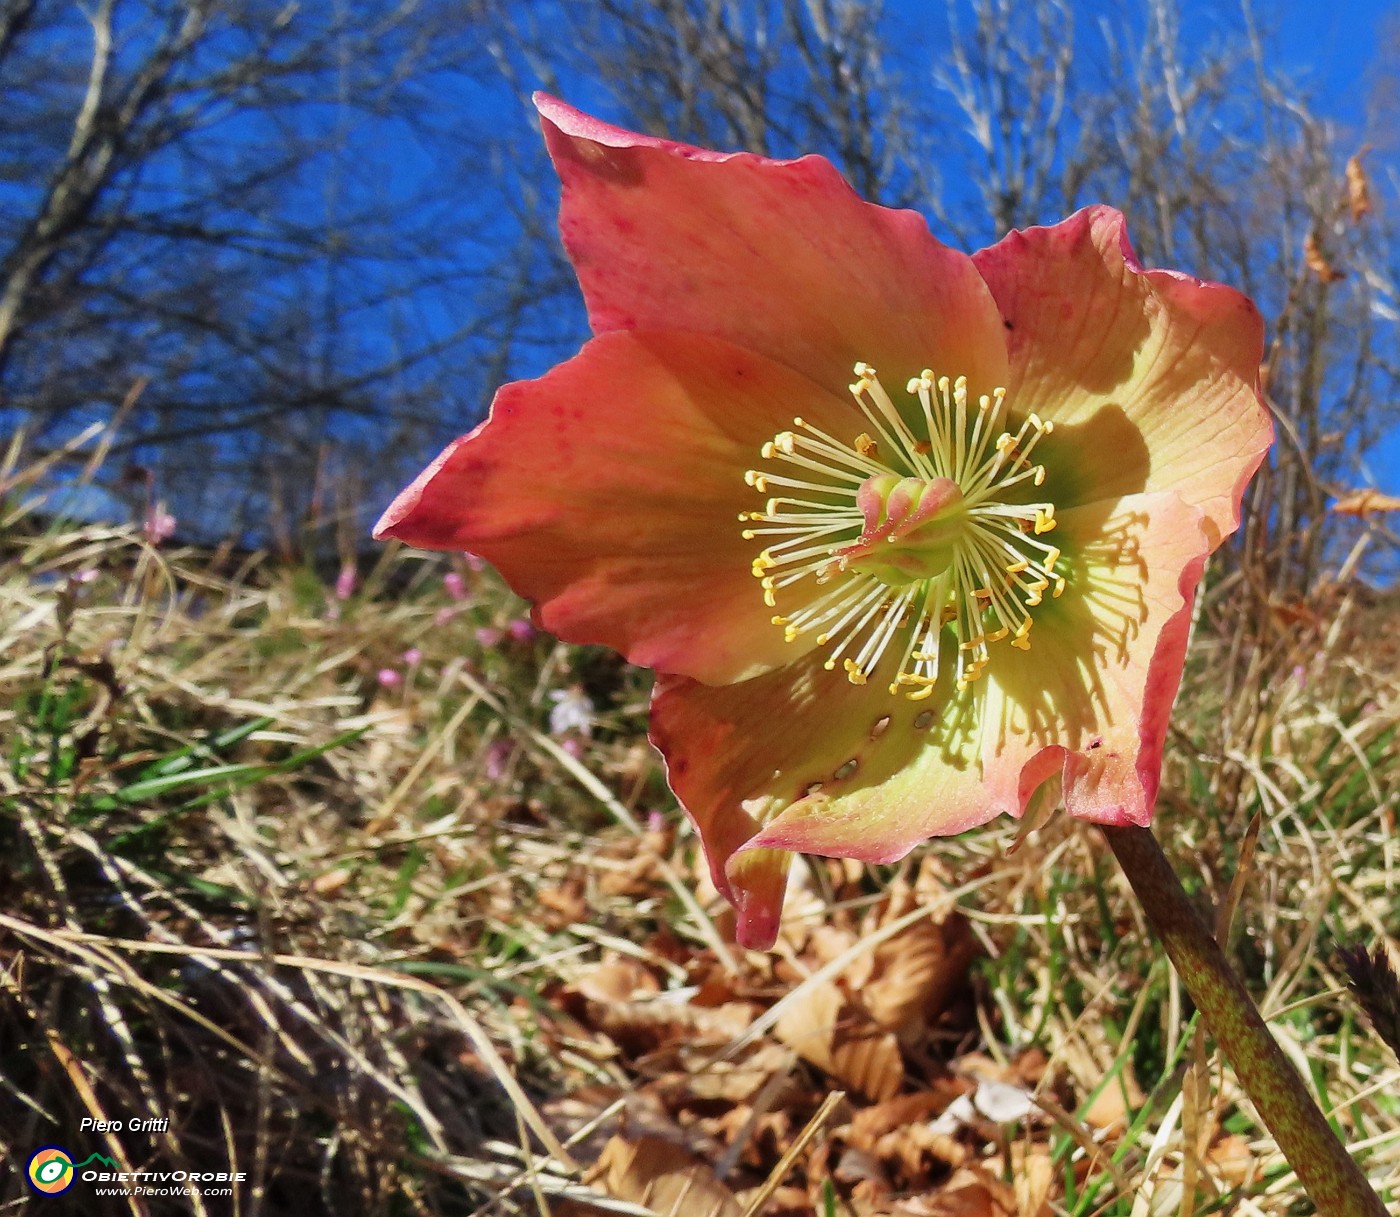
[26,1146,75,1195]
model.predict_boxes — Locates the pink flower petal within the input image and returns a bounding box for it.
[974,490,1211,827]
[536,93,1009,401]
[652,491,1213,944]
[375,329,855,685]
[972,206,1271,546]
[652,653,996,949]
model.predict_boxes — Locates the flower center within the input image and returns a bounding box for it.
[742,362,1064,697]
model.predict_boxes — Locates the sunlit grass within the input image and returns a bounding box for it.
[1,468,1397,1213]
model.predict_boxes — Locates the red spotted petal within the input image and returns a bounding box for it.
[652,491,1212,947]
[652,652,996,950]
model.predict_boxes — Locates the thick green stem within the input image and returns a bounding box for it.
[1103,824,1389,1216]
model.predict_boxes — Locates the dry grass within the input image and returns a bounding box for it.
[1,451,1398,1215]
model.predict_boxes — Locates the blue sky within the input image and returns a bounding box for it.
[872,0,1399,494]
[22,0,1400,533]
[1270,0,1399,490]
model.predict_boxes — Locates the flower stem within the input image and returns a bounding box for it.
[1102,823,1389,1216]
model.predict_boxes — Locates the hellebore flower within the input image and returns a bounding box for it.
[375,97,1271,949]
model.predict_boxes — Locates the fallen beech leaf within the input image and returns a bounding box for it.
[311,866,353,895]
[573,956,661,1004]
[929,1166,1009,1217]
[879,1117,971,1179]
[537,872,589,925]
[590,1134,743,1217]
[1010,1047,1048,1088]
[1206,1132,1257,1188]
[1081,1061,1143,1133]
[834,1144,889,1184]
[863,912,978,1042]
[671,1042,792,1103]
[775,981,904,1100]
[1333,488,1400,516]
[734,1184,808,1217]
[542,1086,681,1165]
[1011,1147,1054,1217]
[809,924,867,975]
[578,997,757,1058]
[848,1086,964,1144]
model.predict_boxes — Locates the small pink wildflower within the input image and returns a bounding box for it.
[443,571,468,601]
[475,625,504,648]
[143,504,177,545]
[485,737,515,780]
[506,619,537,644]
[376,668,403,689]
[335,562,358,601]
[402,647,423,666]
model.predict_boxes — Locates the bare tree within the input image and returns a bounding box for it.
[4,0,1394,577]
[0,0,566,536]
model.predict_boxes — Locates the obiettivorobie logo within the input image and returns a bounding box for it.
[24,1142,246,1199]
[26,1147,118,1195]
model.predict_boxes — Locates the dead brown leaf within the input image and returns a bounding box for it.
[1010,1146,1054,1217]
[1333,488,1400,516]
[847,1086,964,1145]
[573,955,661,1005]
[1206,1132,1257,1188]
[543,1086,692,1169]
[1080,1059,1143,1133]
[775,981,904,1100]
[863,911,978,1043]
[537,870,589,926]
[586,1135,743,1217]
[1347,150,1372,222]
[311,866,353,896]
[661,1042,792,1103]
[1304,231,1346,282]
[929,1165,1011,1217]
[560,977,757,1059]
[734,1183,809,1217]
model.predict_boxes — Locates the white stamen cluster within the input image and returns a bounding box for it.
[741,363,1064,696]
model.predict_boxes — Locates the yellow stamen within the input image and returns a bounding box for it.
[742,361,1066,699]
